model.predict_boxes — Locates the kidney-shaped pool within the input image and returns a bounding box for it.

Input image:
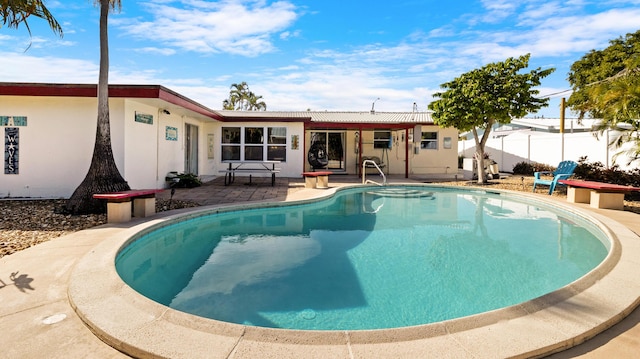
[115,186,609,330]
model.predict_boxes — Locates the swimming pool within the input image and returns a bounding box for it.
[115,186,609,331]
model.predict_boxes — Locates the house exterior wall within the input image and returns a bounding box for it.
[1,96,112,198]
[157,110,188,185]
[123,100,158,189]
[410,126,459,175]
[304,126,458,176]
[210,122,305,179]
[0,95,215,198]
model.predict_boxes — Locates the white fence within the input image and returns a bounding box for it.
[459,129,639,173]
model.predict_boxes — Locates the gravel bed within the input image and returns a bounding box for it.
[0,198,198,258]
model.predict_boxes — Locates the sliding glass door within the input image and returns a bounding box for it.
[310,131,346,171]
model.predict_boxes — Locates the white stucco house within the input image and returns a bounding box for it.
[1,82,459,198]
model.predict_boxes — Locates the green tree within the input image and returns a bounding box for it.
[222,82,267,111]
[66,0,129,214]
[0,0,62,36]
[246,92,266,111]
[567,30,640,164]
[428,54,554,184]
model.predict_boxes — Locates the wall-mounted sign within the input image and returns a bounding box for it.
[207,134,214,159]
[1,116,27,126]
[135,112,153,125]
[5,127,19,174]
[166,126,178,141]
[443,137,452,149]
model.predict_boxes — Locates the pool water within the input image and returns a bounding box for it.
[116,186,609,330]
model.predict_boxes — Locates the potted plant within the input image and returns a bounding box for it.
[173,172,202,188]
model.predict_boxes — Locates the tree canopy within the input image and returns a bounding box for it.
[1,0,63,46]
[567,29,640,118]
[428,54,554,183]
[222,82,267,111]
[567,30,640,164]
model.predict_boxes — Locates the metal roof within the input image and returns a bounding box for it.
[216,110,434,124]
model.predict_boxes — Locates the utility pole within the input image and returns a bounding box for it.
[560,97,566,161]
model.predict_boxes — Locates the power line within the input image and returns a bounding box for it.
[537,88,572,98]
[540,66,639,99]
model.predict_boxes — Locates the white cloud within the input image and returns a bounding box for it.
[115,0,300,56]
[478,0,519,23]
[280,29,301,40]
[0,54,98,83]
[135,47,177,56]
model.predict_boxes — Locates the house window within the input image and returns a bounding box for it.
[222,126,287,162]
[421,132,438,149]
[244,127,264,161]
[222,127,241,161]
[373,131,391,149]
[268,127,287,161]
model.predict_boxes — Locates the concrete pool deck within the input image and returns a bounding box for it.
[1,176,640,358]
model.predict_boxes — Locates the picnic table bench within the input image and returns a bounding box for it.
[558,180,640,210]
[302,171,332,189]
[220,161,280,186]
[219,161,281,186]
[93,189,164,223]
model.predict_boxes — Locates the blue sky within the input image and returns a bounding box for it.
[1,0,639,118]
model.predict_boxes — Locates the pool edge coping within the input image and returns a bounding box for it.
[67,184,640,358]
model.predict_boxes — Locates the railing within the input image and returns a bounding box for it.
[361,159,387,186]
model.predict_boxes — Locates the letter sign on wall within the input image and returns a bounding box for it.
[5,127,19,174]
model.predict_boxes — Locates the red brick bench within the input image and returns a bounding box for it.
[93,189,164,223]
[558,180,640,210]
[302,171,333,189]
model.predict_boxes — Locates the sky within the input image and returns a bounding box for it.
[1,0,639,118]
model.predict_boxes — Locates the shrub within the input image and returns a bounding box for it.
[574,156,640,200]
[512,161,536,175]
[512,161,555,175]
[173,173,202,188]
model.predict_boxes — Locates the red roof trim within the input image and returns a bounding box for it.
[0,82,222,120]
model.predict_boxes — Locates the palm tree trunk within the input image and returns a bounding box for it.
[65,0,129,214]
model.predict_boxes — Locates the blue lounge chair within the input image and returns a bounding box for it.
[532,160,578,195]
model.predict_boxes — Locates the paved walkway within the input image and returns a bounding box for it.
[1,175,639,358]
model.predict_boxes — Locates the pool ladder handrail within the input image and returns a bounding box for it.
[362,159,387,186]
[361,192,385,213]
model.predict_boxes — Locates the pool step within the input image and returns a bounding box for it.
[366,188,435,199]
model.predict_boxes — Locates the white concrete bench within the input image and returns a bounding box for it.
[559,180,640,210]
[93,189,164,223]
[302,171,332,189]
